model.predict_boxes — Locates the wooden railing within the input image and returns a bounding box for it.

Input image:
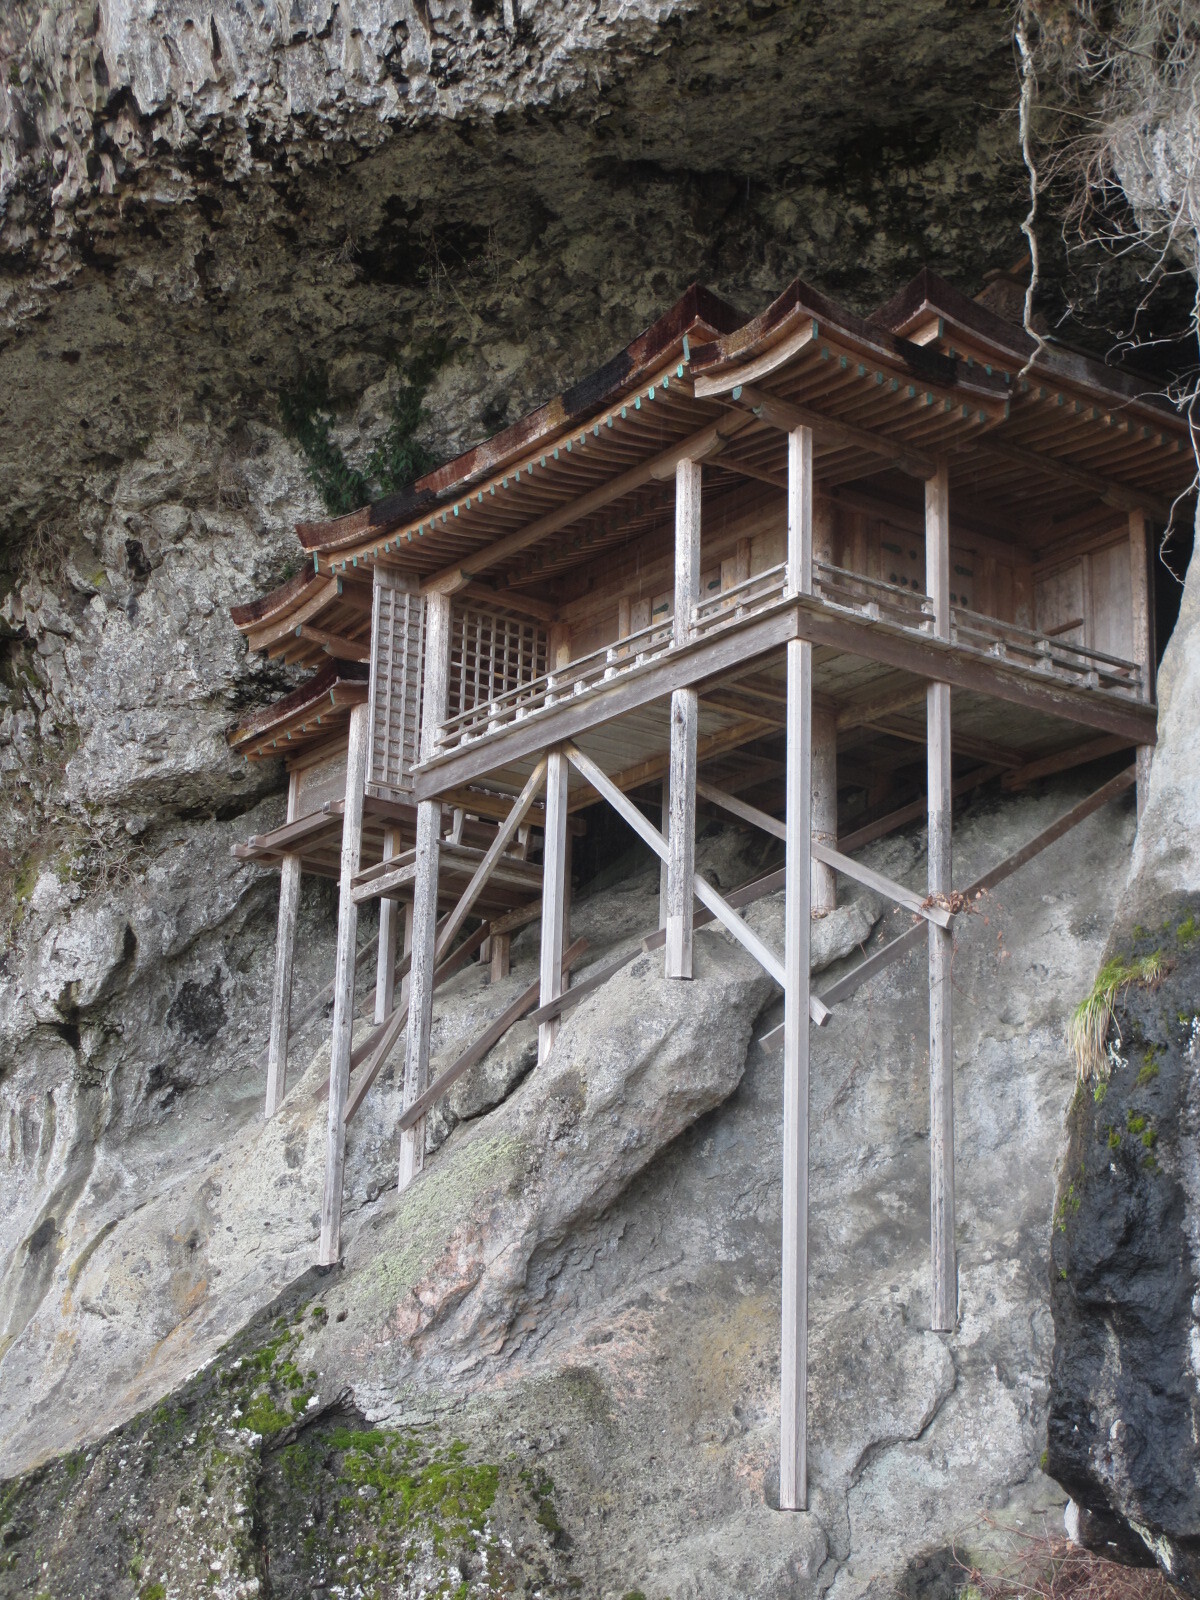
[431,559,1142,756]
[949,605,1141,694]
[433,614,675,754]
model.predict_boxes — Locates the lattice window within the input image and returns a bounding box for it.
[448,606,548,721]
[368,570,425,794]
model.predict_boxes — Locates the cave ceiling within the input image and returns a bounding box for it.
[0,0,1055,535]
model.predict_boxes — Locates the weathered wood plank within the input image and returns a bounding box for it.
[538,749,570,1062]
[265,770,303,1118]
[399,591,452,1190]
[318,702,370,1265]
[926,459,957,1333]
[374,826,400,1024]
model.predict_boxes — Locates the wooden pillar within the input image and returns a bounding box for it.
[489,931,511,984]
[666,457,701,979]
[925,460,957,1332]
[780,423,813,1512]
[317,702,370,1265]
[539,748,570,1063]
[810,494,837,919]
[1129,508,1154,819]
[374,827,401,1024]
[398,591,452,1191]
[811,707,838,917]
[658,772,670,930]
[265,769,302,1118]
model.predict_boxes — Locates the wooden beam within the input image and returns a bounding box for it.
[972,438,1172,523]
[926,460,956,1333]
[730,381,937,482]
[836,681,929,732]
[565,741,829,1022]
[780,421,815,1513]
[398,936,588,1131]
[374,827,401,1025]
[265,772,303,1118]
[433,759,548,963]
[759,765,1140,1053]
[421,412,757,596]
[667,457,702,979]
[340,923,491,1125]
[1001,734,1130,790]
[1129,507,1154,819]
[696,777,785,840]
[318,702,370,1266]
[539,750,570,1063]
[811,705,838,916]
[297,624,371,663]
[838,764,1003,853]
[399,591,452,1190]
[460,581,558,623]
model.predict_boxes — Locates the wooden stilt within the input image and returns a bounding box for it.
[265,770,302,1118]
[780,422,813,1512]
[374,826,400,1025]
[489,931,511,983]
[666,456,702,978]
[926,460,957,1332]
[318,702,370,1265]
[538,748,570,1063]
[666,689,699,977]
[398,592,452,1192]
[658,772,670,929]
[811,706,837,917]
[1128,507,1154,819]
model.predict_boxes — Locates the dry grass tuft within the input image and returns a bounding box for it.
[955,1526,1182,1599]
[1067,952,1174,1083]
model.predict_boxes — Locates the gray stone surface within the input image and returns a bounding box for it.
[1047,518,1200,1594]
[0,782,1136,1596]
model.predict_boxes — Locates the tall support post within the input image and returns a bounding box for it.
[398,591,453,1191]
[811,707,838,917]
[318,703,371,1265]
[539,749,570,1063]
[811,495,838,919]
[265,769,303,1118]
[780,424,813,1512]
[658,772,670,930]
[1128,507,1154,819]
[666,457,702,979]
[374,827,401,1024]
[925,459,957,1332]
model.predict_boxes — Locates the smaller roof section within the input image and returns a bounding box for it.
[230,568,372,669]
[228,661,369,761]
[293,283,743,562]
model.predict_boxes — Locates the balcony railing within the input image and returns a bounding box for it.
[430,560,1142,757]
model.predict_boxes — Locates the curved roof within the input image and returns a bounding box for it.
[258,268,1192,596]
[295,284,742,557]
[228,661,369,759]
[230,568,372,668]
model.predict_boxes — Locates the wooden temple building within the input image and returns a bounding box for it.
[228,269,1191,1511]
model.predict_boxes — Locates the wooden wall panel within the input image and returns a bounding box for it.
[1088,539,1134,662]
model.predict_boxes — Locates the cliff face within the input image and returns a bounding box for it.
[2,4,1195,1596]
[0,0,1029,1430]
[0,788,1139,1598]
[1047,517,1200,1594]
